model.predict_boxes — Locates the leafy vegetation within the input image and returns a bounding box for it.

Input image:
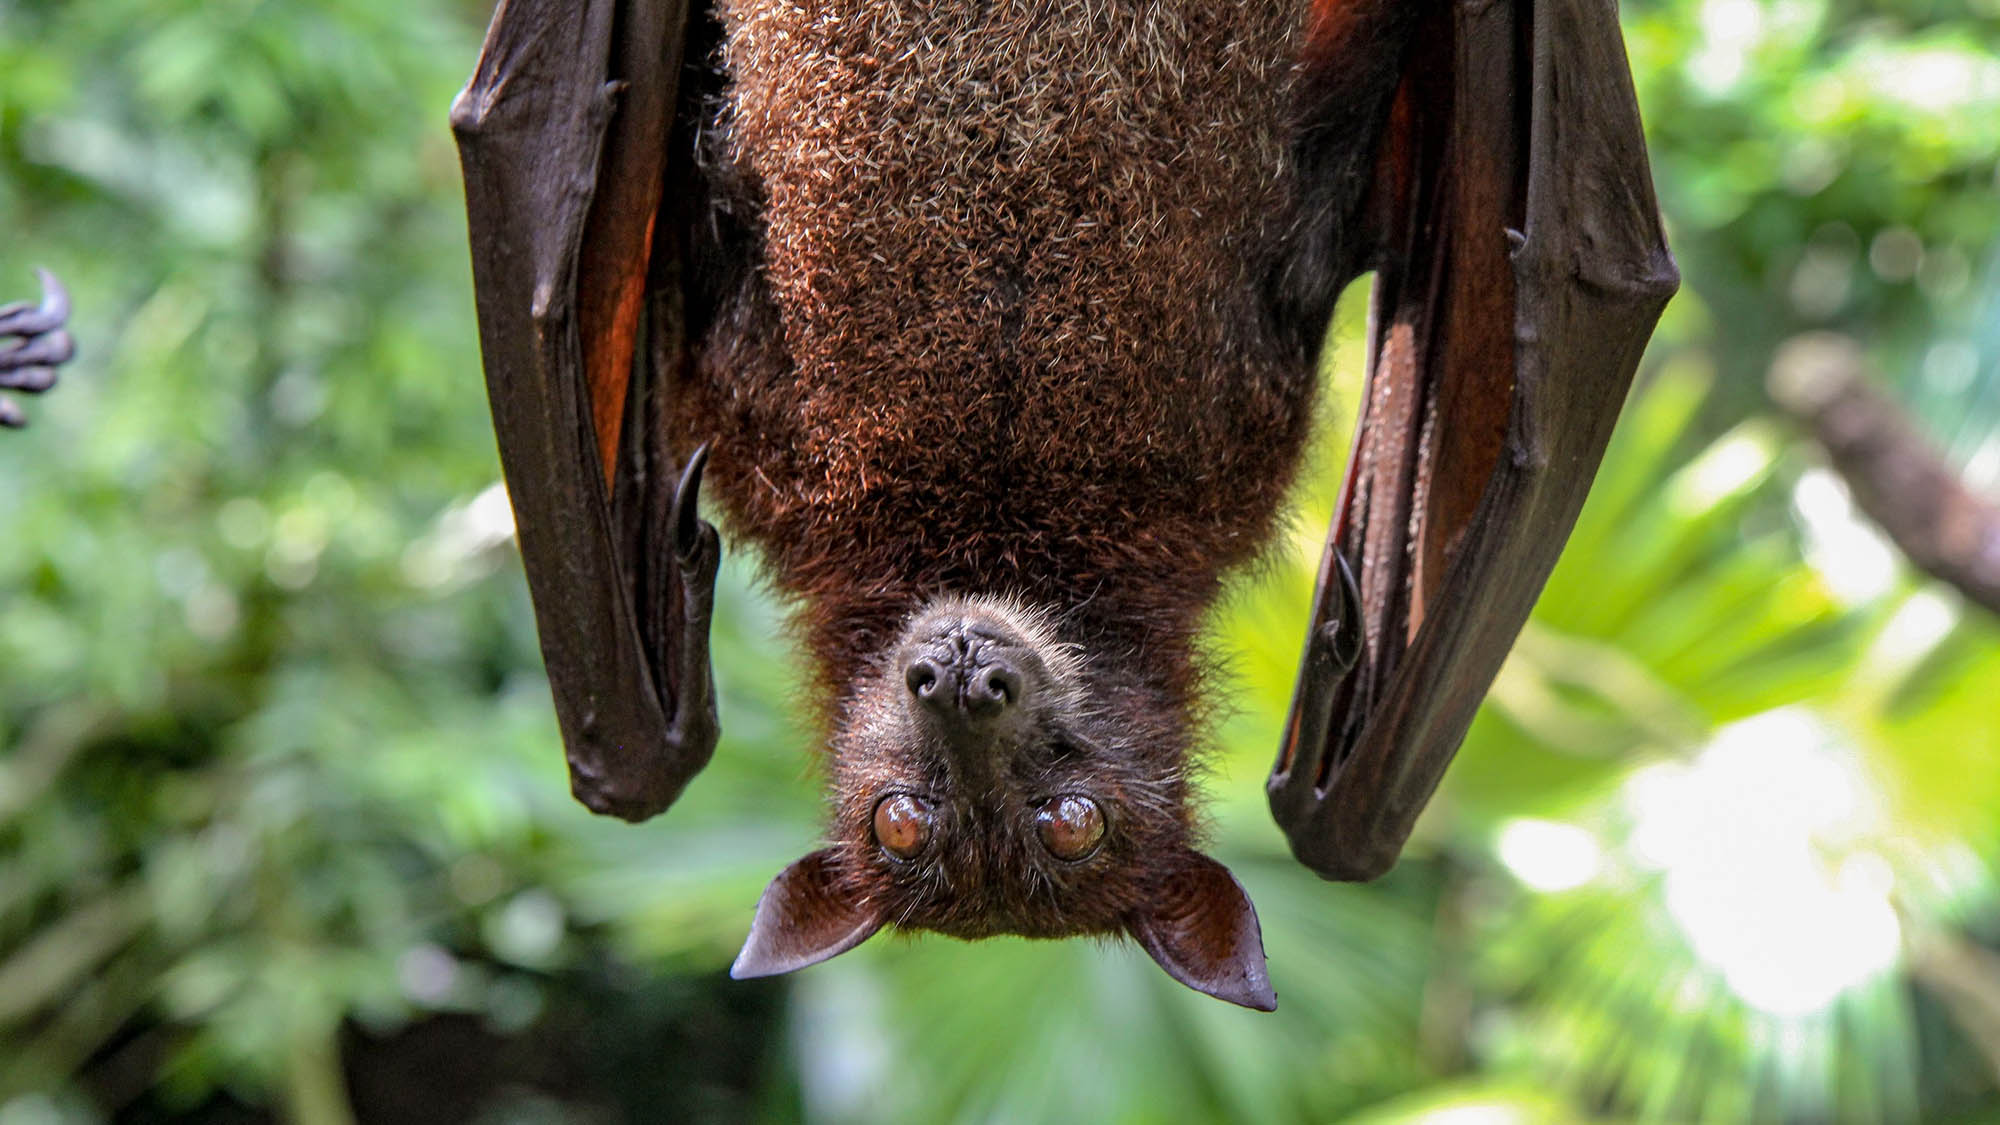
[1,0,1996,1122]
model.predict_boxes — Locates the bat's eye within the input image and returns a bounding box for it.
[1035,795,1106,861]
[873,793,935,860]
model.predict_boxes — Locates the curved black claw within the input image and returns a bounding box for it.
[663,442,722,805]
[1267,548,1378,873]
[672,441,714,564]
[568,442,724,822]
[0,269,74,429]
[1315,550,1364,676]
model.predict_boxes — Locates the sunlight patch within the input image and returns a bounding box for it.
[1792,467,1899,605]
[1497,819,1603,893]
[1624,709,1901,1017]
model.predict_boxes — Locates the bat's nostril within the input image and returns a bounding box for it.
[964,662,1022,718]
[987,666,1020,704]
[905,651,1023,725]
[905,658,944,700]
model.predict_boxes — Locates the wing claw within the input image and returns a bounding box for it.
[672,441,713,564]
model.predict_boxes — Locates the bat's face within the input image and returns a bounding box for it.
[832,596,1181,940]
[732,596,1278,1009]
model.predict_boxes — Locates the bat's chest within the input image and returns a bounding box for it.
[698,0,1315,607]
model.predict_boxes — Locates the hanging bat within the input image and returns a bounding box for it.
[452,0,1675,1010]
[0,269,73,429]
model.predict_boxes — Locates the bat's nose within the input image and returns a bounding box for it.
[905,652,1024,726]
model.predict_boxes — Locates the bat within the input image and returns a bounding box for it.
[0,269,74,429]
[452,0,1676,1010]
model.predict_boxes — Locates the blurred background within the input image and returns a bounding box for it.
[2,0,1998,1121]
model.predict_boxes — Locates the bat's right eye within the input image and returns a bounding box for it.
[873,793,935,860]
[1035,795,1106,862]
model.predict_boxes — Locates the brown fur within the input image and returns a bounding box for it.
[680,0,1329,944]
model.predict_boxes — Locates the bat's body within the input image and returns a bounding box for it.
[692,0,1314,713]
[454,0,1675,1009]
[669,5,1354,1002]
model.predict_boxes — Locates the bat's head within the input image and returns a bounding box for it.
[732,595,1274,1010]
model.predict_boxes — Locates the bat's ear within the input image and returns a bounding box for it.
[1127,851,1276,1011]
[731,848,884,979]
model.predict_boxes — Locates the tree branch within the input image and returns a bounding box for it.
[1770,333,2000,616]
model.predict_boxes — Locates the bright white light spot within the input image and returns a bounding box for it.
[1624,710,1902,1017]
[1866,590,1961,678]
[1840,852,1896,900]
[1965,437,2000,495]
[1690,0,1766,94]
[467,481,518,543]
[1856,47,2000,116]
[1792,468,1900,605]
[402,482,518,590]
[1669,427,1775,516]
[1497,819,1603,892]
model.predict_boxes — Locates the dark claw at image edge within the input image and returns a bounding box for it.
[0,268,75,428]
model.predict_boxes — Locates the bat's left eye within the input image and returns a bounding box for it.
[1035,795,1106,861]
[873,793,935,860]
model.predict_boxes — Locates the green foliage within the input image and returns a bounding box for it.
[0,1,1996,1123]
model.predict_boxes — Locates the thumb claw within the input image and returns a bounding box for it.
[1315,550,1364,673]
[672,442,713,563]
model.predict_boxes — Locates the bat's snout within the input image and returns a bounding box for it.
[905,647,1026,728]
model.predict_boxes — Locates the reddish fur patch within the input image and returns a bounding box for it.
[685,0,1316,690]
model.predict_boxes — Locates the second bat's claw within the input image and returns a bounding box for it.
[0,269,69,338]
[1,331,74,379]
[0,269,75,430]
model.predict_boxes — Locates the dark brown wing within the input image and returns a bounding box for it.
[452,0,721,822]
[1268,0,1680,878]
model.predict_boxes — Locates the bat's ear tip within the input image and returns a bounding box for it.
[1128,852,1277,1011]
[731,848,883,979]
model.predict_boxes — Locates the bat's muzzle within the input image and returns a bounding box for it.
[904,645,1026,728]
